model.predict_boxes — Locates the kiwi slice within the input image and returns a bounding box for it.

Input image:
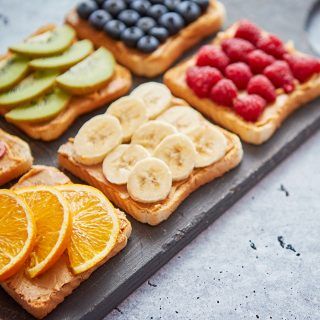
[0,55,29,92]
[9,25,75,57]
[0,70,58,107]
[56,48,115,95]
[29,40,94,70]
[5,88,71,123]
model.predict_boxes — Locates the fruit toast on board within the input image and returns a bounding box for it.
[66,0,225,77]
[58,83,243,225]
[0,24,132,141]
[164,20,320,144]
[0,165,131,319]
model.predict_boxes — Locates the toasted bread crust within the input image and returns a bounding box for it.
[164,24,320,145]
[65,0,225,77]
[0,129,33,186]
[1,166,132,319]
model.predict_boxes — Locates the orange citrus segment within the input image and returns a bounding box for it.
[55,184,119,274]
[15,186,71,278]
[0,190,36,281]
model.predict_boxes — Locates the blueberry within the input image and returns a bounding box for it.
[94,0,105,6]
[130,0,151,15]
[191,0,209,12]
[137,35,160,53]
[76,0,98,19]
[149,0,165,3]
[102,0,127,17]
[147,4,168,20]
[104,19,126,39]
[159,12,185,35]
[149,26,169,43]
[89,10,112,29]
[136,17,156,33]
[164,0,181,11]
[121,27,145,47]
[176,1,201,24]
[118,9,140,26]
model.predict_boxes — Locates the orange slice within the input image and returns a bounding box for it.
[0,190,36,281]
[55,184,120,274]
[15,186,71,278]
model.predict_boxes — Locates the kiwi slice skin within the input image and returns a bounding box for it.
[0,54,29,92]
[5,88,71,123]
[9,25,75,57]
[0,70,58,107]
[56,48,115,95]
[29,40,94,70]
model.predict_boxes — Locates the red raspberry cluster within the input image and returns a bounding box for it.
[186,20,320,122]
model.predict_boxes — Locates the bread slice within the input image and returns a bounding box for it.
[0,129,33,186]
[58,97,243,226]
[65,0,225,77]
[1,165,132,319]
[164,23,320,145]
[0,25,132,141]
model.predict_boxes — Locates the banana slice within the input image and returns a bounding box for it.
[154,133,196,181]
[187,124,227,168]
[131,120,177,153]
[103,144,149,185]
[127,157,172,203]
[130,82,172,119]
[106,96,148,142]
[73,114,122,165]
[157,106,202,134]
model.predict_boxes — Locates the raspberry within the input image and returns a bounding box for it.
[233,94,266,122]
[263,61,295,93]
[284,53,320,83]
[196,45,230,72]
[234,20,261,45]
[225,62,253,90]
[257,34,287,58]
[210,79,238,107]
[247,75,277,103]
[221,38,255,62]
[247,49,275,74]
[186,66,223,98]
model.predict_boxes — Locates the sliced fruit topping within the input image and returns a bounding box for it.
[233,94,266,122]
[29,40,94,70]
[221,38,255,62]
[187,124,227,168]
[73,114,123,165]
[247,49,275,74]
[103,144,149,185]
[56,48,115,95]
[263,61,295,93]
[10,25,75,57]
[284,53,320,83]
[196,45,230,72]
[5,89,71,123]
[130,82,172,119]
[55,184,120,274]
[0,141,6,159]
[131,120,177,152]
[0,55,29,92]
[15,186,71,278]
[225,62,253,90]
[247,75,277,103]
[0,70,58,107]
[0,190,36,281]
[127,157,172,203]
[210,79,238,107]
[106,96,148,142]
[257,34,287,59]
[157,106,202,134]
[234,20,261,45]
[154,133,196,182]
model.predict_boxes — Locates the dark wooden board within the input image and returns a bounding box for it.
[0,0,319,319]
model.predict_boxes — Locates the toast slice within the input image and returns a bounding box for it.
[0,129,33,186]
[164,23,320,145]
[65,0,225,77]
[58,97,243,226]
[1,165,132,319]
[0,25,132,141]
